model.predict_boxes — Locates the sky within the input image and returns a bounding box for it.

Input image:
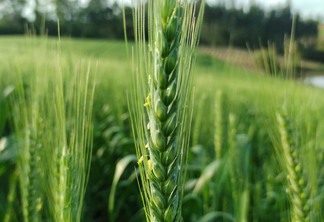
[118,0,324,20]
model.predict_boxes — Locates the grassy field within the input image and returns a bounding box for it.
[0,36,324,221]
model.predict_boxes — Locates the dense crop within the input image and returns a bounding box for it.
[0,35,323,221]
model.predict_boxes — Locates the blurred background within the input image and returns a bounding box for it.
[1,1,324,222]
[0,0,323,78]
[0,0,321,43]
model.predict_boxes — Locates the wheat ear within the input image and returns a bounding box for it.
[214,90,228,160]
[276,112,311,222]
[130,0,205,221]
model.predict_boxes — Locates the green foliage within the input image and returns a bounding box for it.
[254,43,282,77]
[4,37,96,222]
[0,37,324,221]
[84,105,138,222]
[108,155,137,222]
[0,86,17,222]
[253,38,301,78]
[0,86,14,136]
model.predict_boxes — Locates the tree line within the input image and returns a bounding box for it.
[0,1,319,51]
[201,3,318,51]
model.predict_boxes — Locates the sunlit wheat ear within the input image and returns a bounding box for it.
[129,0,205,221]
[276,112,311,222]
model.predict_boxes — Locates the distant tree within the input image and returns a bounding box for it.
[264,6,293,50]
[201,4,230,46]
[53,0,81,35]
[0,0,27,34]
[54,0,83,21]
[200,3,318,52]
[295,15,318,50]
[78,0,122,38]
[0,0,319,49]
[241,5,265,46]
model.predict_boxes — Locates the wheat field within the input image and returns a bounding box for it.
[0,35,323,221]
